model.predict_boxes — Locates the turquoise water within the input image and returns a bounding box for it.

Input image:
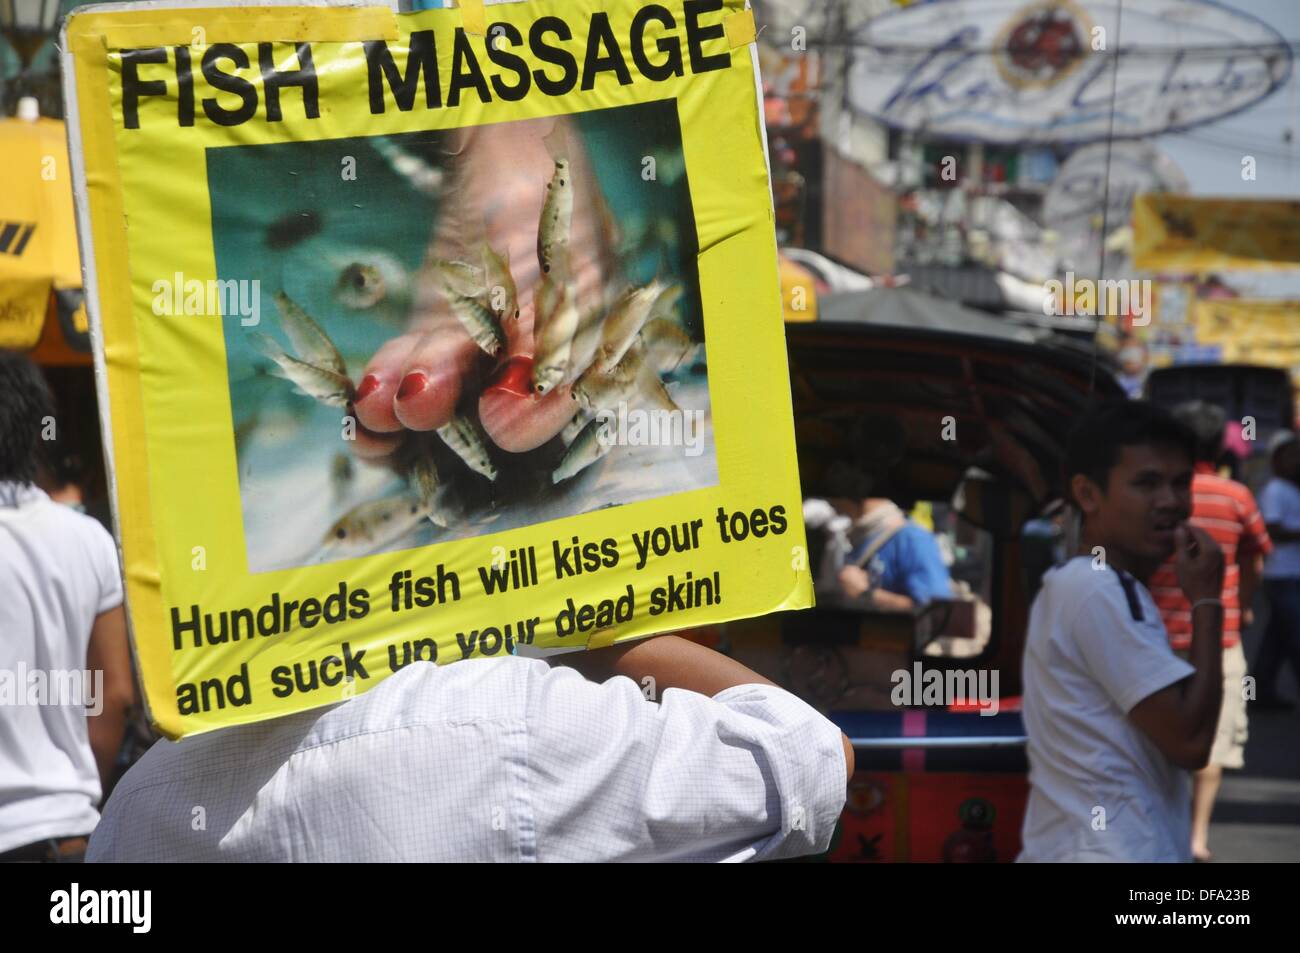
[206,100,713,573]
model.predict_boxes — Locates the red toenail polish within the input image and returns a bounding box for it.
[397,372,428,401]
[355,375,381,401]
[485,356,534,398]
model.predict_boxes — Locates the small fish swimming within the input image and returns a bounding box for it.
[265,209,323,250]
[533,277,579,395]
[593,282,665,374]
[640,316,695,374]
[336,263,387,310]
[322,493,436,551]
[571,343,644,412]
[646,282,684,324]
[537,130,573,276]
[273,291,348,378]
[636,368,681,413]
[330,452,354,501]
[407,450,440,503]
[446,291,506,357]
[333,251,408,311]
[436,415,498,481]
[406,452,452,527]
[251,331,354,408]
[481,243,519,322]
[560,409,592,445]
[552,417,612,484]
[428,257,486,298]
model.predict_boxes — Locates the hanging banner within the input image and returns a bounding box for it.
[846,0,1292,145]
[1193,298,1300,345]
[63,0,809,739]
[1133,194,1300,273]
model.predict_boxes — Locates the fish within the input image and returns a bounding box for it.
[635,368,681,413]
[532,276,580,396]
[250,331,354,408]
[407,450,440,503]
[647,282,684,324]
[333,251,408,310]
[533,268,566,324]
[428,257,486,298]
[536,131,573,277]
[406,452,451,527]
[592,282,665,374]
[330,452,354,501]
[273,291,348,378]
[436,415,498,481]
[640,316,695,374]
[265,209,323,250]
[336,263,387,310]
[560,410,593,445]
[552,417,612,483]
[571,343,644,413]
[373,136,445,196]
[322,494,437,551]
[446,291,506,357]
[481,243,519,322]
[572,340,680,414]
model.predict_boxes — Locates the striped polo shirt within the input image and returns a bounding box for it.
[1150,464,1272,649]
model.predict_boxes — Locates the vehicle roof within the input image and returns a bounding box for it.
[788,288,1125,507]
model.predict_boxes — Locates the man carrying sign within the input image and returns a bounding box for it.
[89,636,853,862]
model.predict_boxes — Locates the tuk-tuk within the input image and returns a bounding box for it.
[721,287,1125,861]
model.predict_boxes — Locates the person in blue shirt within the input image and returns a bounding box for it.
[809,495,953,612]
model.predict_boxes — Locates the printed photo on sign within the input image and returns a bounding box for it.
[208,99,716,572]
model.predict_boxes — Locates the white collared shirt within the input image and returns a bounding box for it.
[0,481,123,852]
[1019,557,1195,863]
[88,657,847,862]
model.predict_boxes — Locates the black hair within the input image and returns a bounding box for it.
[1064,399,1196,499]
[0,351,55,485]
[1171,400,1227,464]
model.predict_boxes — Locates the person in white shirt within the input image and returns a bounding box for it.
[1254,430,1300,709]
[1019,400,1224,862]
[0,352,136,862]
[89,634,853,863]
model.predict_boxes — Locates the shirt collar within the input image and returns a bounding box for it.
[1194,462,1215,475]
[0,481,48,510]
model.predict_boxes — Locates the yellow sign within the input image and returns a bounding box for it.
[1133,193,1300,272]
[1193,297,1300,345]
[64,0,810,738]
[1192,297,1300,385]
[0,116,84,350]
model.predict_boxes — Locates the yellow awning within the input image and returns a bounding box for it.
[0,115,88,357]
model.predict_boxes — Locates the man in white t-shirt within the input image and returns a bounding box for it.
[0,353,137,862]
[1254,431,1300,708]
[1020,401,1225,862]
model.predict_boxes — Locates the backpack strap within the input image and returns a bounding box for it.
[852,521,909,570]
[1111,567,1144,622]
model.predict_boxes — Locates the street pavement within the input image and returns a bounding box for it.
[1210,607,1300,863]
